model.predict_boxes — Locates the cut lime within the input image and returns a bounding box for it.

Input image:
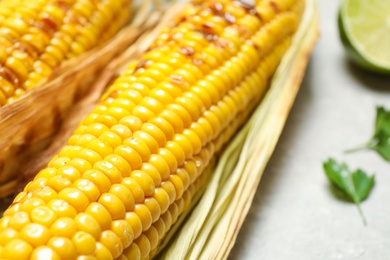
[338,0,390,74]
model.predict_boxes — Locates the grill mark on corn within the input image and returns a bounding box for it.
[179,46,195,56]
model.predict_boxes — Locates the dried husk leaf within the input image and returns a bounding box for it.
[158,0,319,258]
[0,0,159,197]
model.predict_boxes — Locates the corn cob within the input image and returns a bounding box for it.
[0,0,131,106]
[0,0,304,259]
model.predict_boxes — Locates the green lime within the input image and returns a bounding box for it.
[338,0,390,75]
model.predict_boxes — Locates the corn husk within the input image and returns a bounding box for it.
[157,0,319,258]
[0,0,158,197]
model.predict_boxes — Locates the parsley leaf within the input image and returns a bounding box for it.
[323,158,375,225]
[346,106,390,161]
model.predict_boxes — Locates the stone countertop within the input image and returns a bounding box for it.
[229,0,390,259]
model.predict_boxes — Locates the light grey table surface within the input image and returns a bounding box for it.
[229,0,390,260]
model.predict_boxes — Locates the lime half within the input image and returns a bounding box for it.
[339,0,390,74]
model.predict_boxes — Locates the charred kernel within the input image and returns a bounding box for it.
[109,184,135,211]
[98,193,126,220]
[121,177,145,203]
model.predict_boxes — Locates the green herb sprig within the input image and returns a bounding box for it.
[323,158,375,225]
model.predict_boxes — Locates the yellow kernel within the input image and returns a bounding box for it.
[159,148,178,174]
[84,202,112,231]
[130,170,155,197]
[19,198,45,214]
[153,188,170,214]
[72,231,96,255]
[119,116,143,133]
[144,198,161,223]
[106,106,131,121]
[104,154,131,176]
[148,117,175,141]
[140,163,161,187]
[149,88,174,106]
[109,184,135,211]
[133,131,159,154]
[121,178,145,203]
[7,211,30,232]
[35,168,58,179]
[145,226,159,250]
[161,211,172,231]
[110,124,132,140]
[0,228,18,246]
[46,175,72,192]
[94,242,113,260]
[161,181,176,205]
[134,234,151,260]
[168,202,180,224]
[141,123,166,147]
[77,149,103,165]
[93,161,122,184]
[175,96,200,121]
[20,223,50,247]
[75,213,101,240]
[31,186,57,203]
[123,243,141,260]
[85,139,114,158]
[160,109,184,133]
[99,131,122,149]
[48,237,76,259]
[69,158,92,173]
[134,205,152,232]
[169,175,185,201]
[111,220,134,248]
[125,212,142,240]
[176,168,191,191]
[122,138,151,162]
[82,169,111,194]
[2,239,33,259]
[173,134,193,159]
[98,193,126,220]
[114,145,143,171]
[167,103,192,128]
[73,179,100,202]
[49,156,71,168]
[166,141,186,167]
[30,246,61,260]
[50,217,77,238]
[75,135,97,147]
[58,187,89,212]
[6,57,28,80]
[57,165,81,182]
[183,129,203,155]
[132,105,155,122]
[30,206,56,226]
[198,117,214,144]
[99,230,123,259]
[153,218,166,240]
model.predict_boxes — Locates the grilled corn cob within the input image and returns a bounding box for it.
[0,0,131,106]
[0,0,304,259]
